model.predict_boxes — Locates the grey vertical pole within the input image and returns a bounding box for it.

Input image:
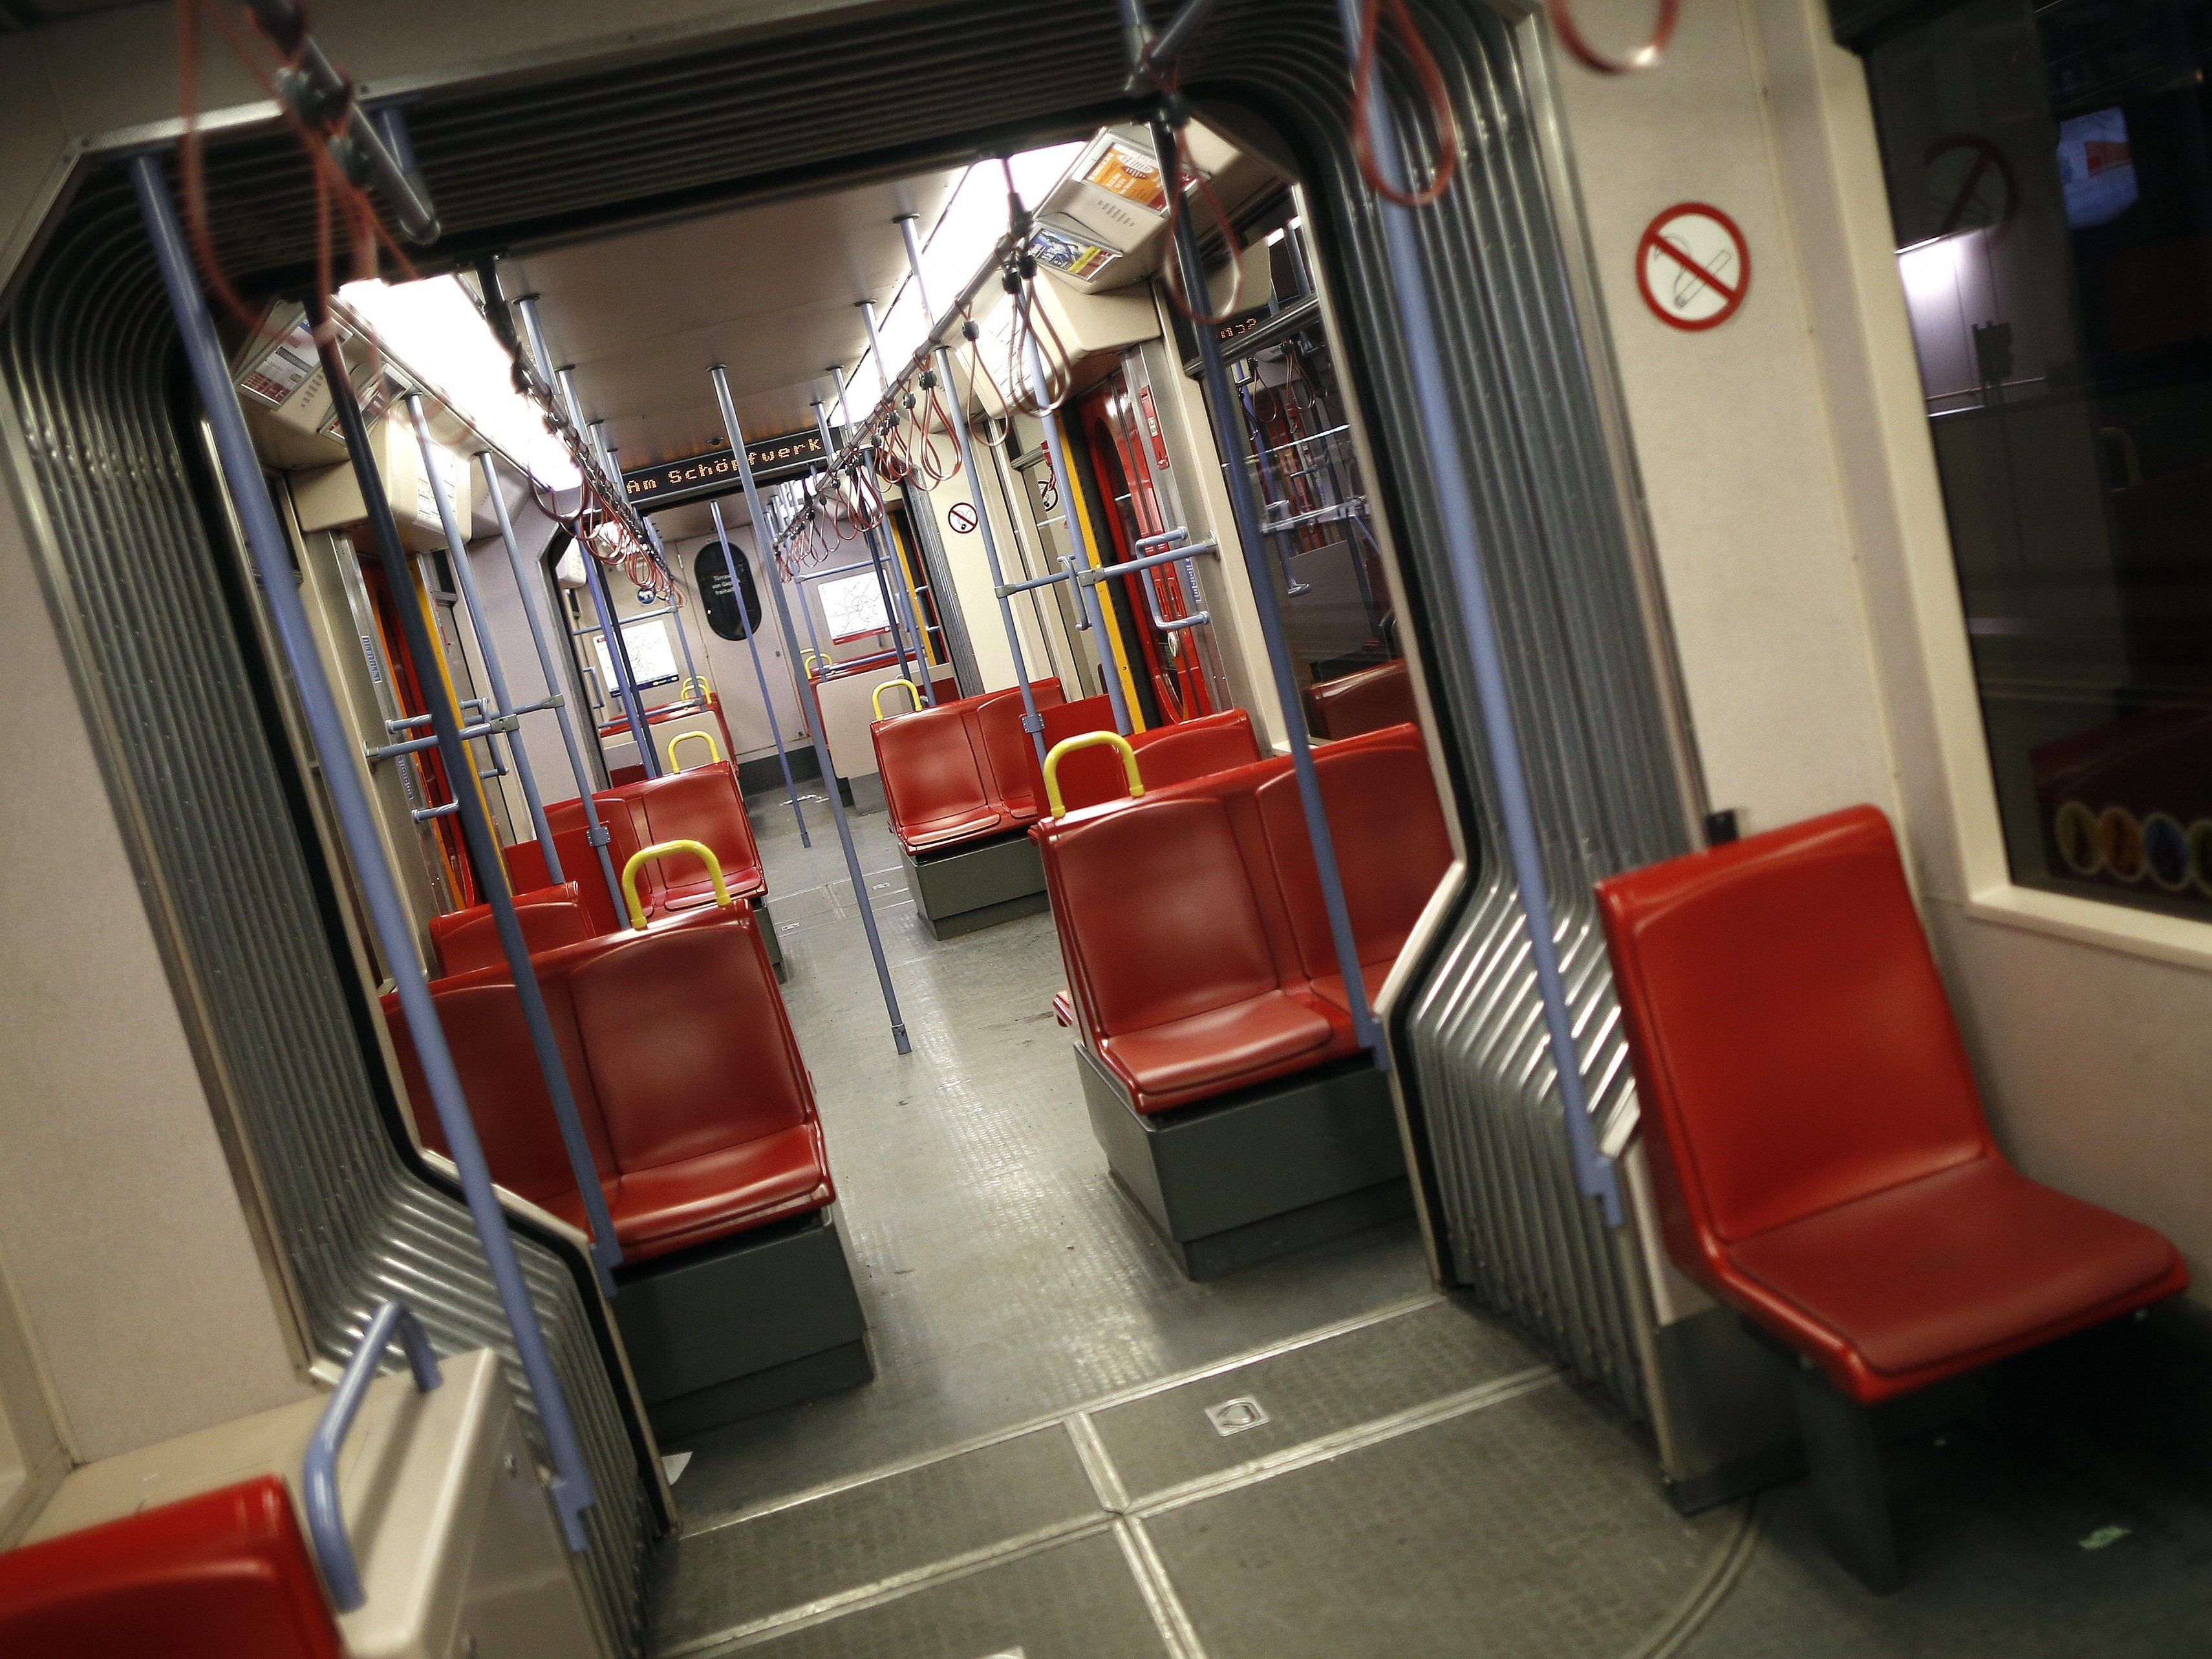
[786,460,836,676]
[1330,17,1623,1221]
[857,303,939,705]
[713,365,910,1054]
[710,496,810,846]
[815,385,920,695]
[129,155,600,1550]
[477,451,628,919]
[1152,112,1386,1064]
[582,418,663,780]
[404,394,563,878]
[312,305,627,1296]
[895,215,1049,773]
[1024,326,1132,736]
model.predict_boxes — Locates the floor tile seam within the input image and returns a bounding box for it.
[657,1515,1121,1657]
[1066,1411,1133,1513]
[1113,1515,1211,1659]
[678,1292,1446,1539]
[1128,1364,1565,1521]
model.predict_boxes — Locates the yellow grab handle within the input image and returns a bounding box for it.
[1044,730,1143,817]
[873,679,923,722]
[620,839,730,931]
[668,729,722,771]
[801,650,836,676]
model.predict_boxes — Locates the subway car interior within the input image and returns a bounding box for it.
[3,0,2212,1654]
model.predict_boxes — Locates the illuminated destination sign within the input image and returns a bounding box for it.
[619,428,828,510]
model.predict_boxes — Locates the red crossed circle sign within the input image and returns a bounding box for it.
[1637,202,1750,332]
[947,501,978,535]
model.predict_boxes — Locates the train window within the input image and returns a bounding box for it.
[1178,213,1399,737]
[592,617,679,690]
[1869,0,2212,919]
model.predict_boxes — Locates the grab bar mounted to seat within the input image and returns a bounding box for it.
[667,729,722,771]
[305,1299,442,1612]
[873,678,925,722]
[1044,730,1144,817]
[621,839,731,930]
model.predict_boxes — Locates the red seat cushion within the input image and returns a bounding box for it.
[0,1477,344,1659]
[610,1124,831,1261]
[1596,804,2188,1402]
[1101,991,1338,1111]
[1726,1157,2186,1392]
[1303,658,1417,739]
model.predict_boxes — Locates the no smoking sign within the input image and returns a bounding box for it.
[947,501,978,535]
[1637,203,1750,332]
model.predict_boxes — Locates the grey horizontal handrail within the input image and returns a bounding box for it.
[1071,541,1219,582]
[305,1300,442,1613]
[367,714,516,764]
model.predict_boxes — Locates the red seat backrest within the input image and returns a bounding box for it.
[1255,725,1451,978]
[380,952,618,1206]
[429,883,593,977]
[873,701,994,835]
[620,764,766,896]
[1304,659,1417,740]
[969,680,1064,817]
[0,1477,344,1659]
[1130,709,1262,793]
[1044,794,1284,1040]
[505,835,623,936]
[1026,695,1121,813]
[1594,805,1993,1268]
[568,910,814,1171]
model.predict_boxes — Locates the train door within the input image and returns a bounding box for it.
[1073,354,1232,723]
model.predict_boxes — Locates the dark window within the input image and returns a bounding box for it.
[1869,0,2212,916]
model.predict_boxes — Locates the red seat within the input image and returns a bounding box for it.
[1037,723,1450,1115]
[429,882,593,978]
[873,680,1068,854]
[0,1476,344,1658]
[381,902,832,1265]
[1026,701,1263,816]
[1255,727,1452,1014]
[1302,658,1417,740]
[1595,804,2187,1407]
[537,763,767,935]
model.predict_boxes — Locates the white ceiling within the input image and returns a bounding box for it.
[502,169,964,534]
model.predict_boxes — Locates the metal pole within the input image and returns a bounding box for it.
[816,386,921,694]
[857,303,939,704]
[405,395,563,880]
[608,449,700,703]
[129,154,597,1550]
[713,365,910,1054]
[786,460,835,676]
[581,418,663,780]
[478,451,628,919]
[1024,325,1132,736]
[1152,112,1386,1065]
[313,308,625,1298]
[1330,15,1623,1223]
[896,214,1049,773]
[710,497,810,846]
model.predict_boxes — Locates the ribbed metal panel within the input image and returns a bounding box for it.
[3,11,1701,1643]
[0,182,652,1654]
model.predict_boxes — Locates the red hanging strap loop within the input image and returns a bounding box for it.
[1546,0,1681,76]
[1349,0,1464,208]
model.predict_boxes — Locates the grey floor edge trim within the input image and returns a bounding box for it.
[1115,1516,1210,1659]
[1626,1494,1763,1659]
[1068,1412,1132,1512]
[680,1290,1447,1539]
[1131,1364,1564,1519]
[663,1516,1117,1656]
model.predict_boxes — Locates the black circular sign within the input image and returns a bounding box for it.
[694,540,764,641]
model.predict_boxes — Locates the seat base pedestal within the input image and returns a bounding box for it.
[1075,1044,1410,1281]
[1792,1362,1903,1594]
[903,834,1047,939]
[754,897,786,983]
[614,1207,872,1440]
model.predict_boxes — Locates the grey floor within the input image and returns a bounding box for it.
[645,783,2212,1658]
